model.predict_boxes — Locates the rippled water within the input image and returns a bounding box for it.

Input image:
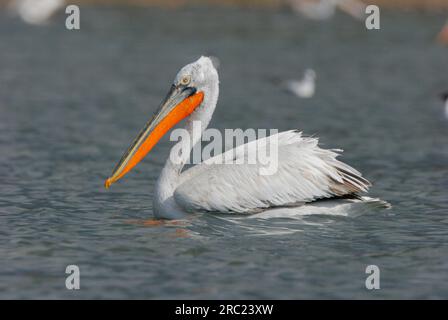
[1,6,448,299]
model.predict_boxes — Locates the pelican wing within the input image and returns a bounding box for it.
[174,130,371,214]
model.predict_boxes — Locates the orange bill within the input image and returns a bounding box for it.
[105,86,204,188]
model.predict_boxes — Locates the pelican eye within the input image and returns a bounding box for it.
[180,75,191,86]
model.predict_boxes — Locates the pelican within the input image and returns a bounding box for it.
[289,0,336,20]
[287,0,365,21]
[105,56,371,219]
[286,69,316,98]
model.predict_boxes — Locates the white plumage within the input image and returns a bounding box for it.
[286,69,316,98]
[288,0,337,20]
[174,130,370,214]
[148,57,370,219]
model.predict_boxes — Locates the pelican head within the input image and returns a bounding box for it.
[105,56,218,188]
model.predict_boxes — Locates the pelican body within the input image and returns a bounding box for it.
[11,0,64,25]
[105,57,371,219]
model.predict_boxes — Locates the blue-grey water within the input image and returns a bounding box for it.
[1,6,448,299]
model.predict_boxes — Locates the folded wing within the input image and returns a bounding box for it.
[174,130,371,213]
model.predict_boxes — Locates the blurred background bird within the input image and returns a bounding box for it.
[9,0,65,25]
[286,69,316,98]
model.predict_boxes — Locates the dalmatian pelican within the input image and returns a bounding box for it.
[104,56,371,219]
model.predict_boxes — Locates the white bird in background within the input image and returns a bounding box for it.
[287,0,365,21]
[104,57,371,219]
[289,0,336,20]
[440,92,448,119]
[9,0,65,25]
[286,69,316,98]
